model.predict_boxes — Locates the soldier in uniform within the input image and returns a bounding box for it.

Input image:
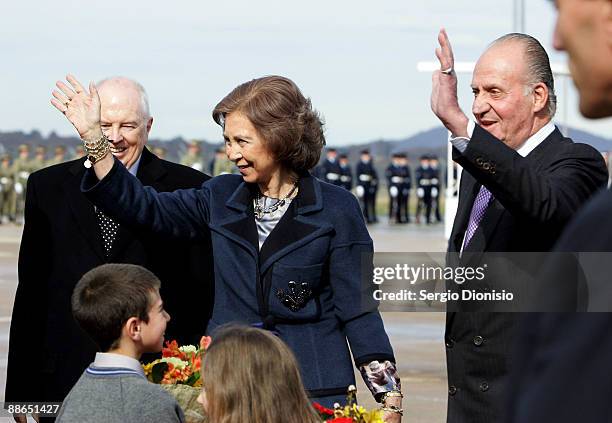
[355,150,378,223]
[398,153,412,223]
[212,147,234,176]
[430,155,442,222]
[31,145,47,171]
[415,155,434,224]
[386,153,408,224]
[180,140,204,172]
[12,144,34,223]
[317,148,342,186]
[46,145,67,167]
[0,154,14,223]
[338,154,353,191]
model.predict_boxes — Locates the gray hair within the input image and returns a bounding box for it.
[492,33,557,117]
[96,76,151,119]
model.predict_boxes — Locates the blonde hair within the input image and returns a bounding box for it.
[202,325,320,423]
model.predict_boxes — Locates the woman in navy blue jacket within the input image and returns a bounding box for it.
[52,75,402,419]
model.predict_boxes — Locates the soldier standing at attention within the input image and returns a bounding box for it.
[12,144,34,224]
[180,140,204,172]
[355,149,378,224]
[415,155,434,224]
[32,145,47,171]
[338,154,353,191]
[46,145,67,167]
[0,154,14,223]
[386,153,407,224]
[430,155,442,222]
[317,148,342,186]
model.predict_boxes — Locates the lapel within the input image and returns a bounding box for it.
[109,148,167,260]
[258,173,333,274]
[64,158,106,261]
[213,180,260,259]
[212,172,333,273]
[455,128,560,262]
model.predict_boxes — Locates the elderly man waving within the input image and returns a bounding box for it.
[430,29,607,423]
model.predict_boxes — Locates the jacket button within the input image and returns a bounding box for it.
[483,162,491,171]
[449,386,457,396]
[476,157,484,166]
[445,338,454,348]
[479,382,489,392]
[473,335,484,346]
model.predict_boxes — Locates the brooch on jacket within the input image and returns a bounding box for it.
[276,281,312,312]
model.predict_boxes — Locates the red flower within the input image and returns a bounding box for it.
[312,402,334,415]
[328,418,353,423]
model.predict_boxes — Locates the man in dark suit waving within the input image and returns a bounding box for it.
[5,77,213,422]
[430,30,607,423]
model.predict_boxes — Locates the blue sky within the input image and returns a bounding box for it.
[2,0,610,145]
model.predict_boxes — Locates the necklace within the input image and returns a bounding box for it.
[254,181,298,220]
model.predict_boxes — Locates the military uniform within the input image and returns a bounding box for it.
[415,156,435,224]
[12,145,35,223]
[318,157,342,186]
[338,155,353,191]
[180,141,204,172]
[46,145,67,167]
[0,156,14,222]
[31,146,48,172]
[399,154,412,223]
[355,152,378,223]
[385,154,410,224]
[430,157,442,222]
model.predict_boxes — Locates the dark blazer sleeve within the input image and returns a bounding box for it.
[454,125,608,227]
[82,158,209,240]
[6,173,53,402]
[329,195,395,366]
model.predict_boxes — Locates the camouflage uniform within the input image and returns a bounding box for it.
[180,141,204,172]
[12,145,35,223]
[46,145,67,167]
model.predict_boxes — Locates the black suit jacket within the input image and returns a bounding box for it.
[445,125,607,423]
[5,148,213,406]
[507,187,612,422]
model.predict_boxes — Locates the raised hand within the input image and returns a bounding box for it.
[431,28,468,137]
[51,75,102,141]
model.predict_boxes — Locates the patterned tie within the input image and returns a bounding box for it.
[95,208,119,257]
[462,185,493,250]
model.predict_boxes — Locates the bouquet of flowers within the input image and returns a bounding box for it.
[313,386,384,423]
[142,336,211,423]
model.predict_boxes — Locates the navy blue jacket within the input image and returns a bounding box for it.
[83,161,395,397]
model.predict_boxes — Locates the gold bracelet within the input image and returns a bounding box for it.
[380,405,404,416]
[82,133,110,168]
[381,390,404,404]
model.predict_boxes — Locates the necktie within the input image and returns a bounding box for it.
[462,185,493,250]
[95,208,119,257]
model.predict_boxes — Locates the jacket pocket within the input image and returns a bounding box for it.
[269,261,324,320]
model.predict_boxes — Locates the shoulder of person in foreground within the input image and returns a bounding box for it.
[554,187,612,252]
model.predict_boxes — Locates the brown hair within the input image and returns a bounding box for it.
[202,325,320,423]
[212,76,326,172]
[71,263,161,351]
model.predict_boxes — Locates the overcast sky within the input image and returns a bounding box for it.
[2,0,610,145]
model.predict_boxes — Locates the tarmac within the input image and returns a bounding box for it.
[0,219,449,422]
